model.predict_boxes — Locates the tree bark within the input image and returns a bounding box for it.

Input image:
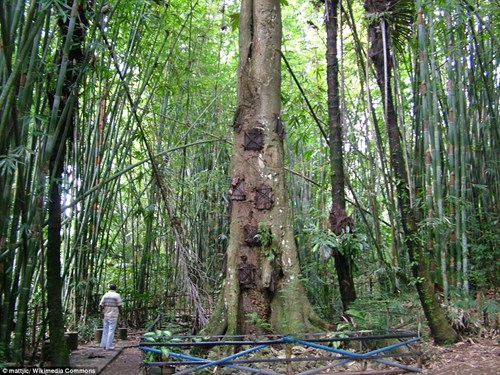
[203,0,326,336]
[325,0,357,312]
[364,0,458,344]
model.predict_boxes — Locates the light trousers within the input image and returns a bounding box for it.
[100,318,118,350]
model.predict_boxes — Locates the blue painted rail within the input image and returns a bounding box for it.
[139,330,421,374]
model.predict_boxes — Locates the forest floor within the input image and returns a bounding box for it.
[89,330,499,374]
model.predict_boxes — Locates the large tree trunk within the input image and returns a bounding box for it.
[364,0,458,344]
[325,0,357,312]
[203,0,326,336]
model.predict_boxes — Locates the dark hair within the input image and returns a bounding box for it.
[108,283,117,290]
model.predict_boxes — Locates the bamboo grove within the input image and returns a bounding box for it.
[0,0,498,365]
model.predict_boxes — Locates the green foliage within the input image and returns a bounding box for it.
[482,299,500,318]
[326,324,350,349]
[256,223,278,261]
[446,300,481,335]
[468,213,500,289]
[308,224,366,258]
[245,312,273,333]
[77,316,101,342]
[229,13,240,32]
[340,297,421,332]
[445,296,499,336]
[0,146,30,176]
[309,227,338,258]
[142,329,175,362]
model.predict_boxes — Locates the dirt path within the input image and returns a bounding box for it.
[422,336,499,375]
[99,335,499,374]
[100,347,142,375]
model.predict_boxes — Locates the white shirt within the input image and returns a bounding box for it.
[100,290,123,320]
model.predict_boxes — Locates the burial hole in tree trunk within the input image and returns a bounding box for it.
[255,184,273,210]
[229,176,246,201]
[244,224,261,246]
[244,128,265,151]
[238,255,257,289]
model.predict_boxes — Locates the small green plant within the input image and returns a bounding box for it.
[345,308,367,327]
[245,312,273,333]
[77,315,101,342]
[445,297,489,335]
[308,224,366,259]
[482,299,500,317]
[142,329,175,363]
[255,223,278,261]
[327,323,351,349]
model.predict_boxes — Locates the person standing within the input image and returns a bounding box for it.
[99,283,123,350]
